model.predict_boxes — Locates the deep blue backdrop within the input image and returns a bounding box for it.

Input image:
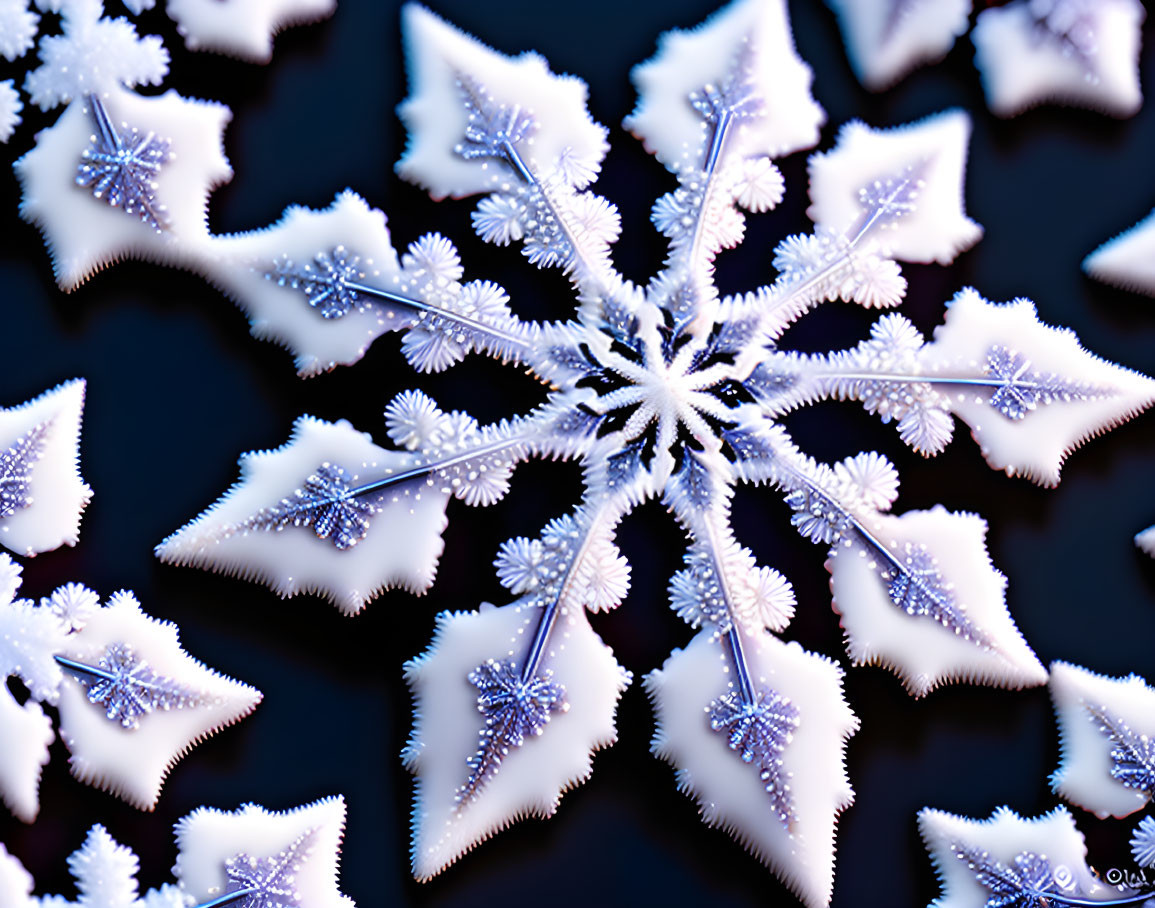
[3,1,1155,905]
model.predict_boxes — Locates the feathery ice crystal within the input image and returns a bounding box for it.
[92,0,1155,904]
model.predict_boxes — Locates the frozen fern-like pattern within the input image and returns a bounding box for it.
[0,421,47,520]
[151,0,1155,902]
[75,96,172,232]
[458,660,568,806]
[71,642,206,730]
[245,462,376,551]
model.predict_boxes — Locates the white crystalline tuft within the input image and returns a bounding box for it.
[825,0,972,90]
[396,3,609,199]
[1048,660,1155,819]
[23,0,168,110]
[0,0,38,62]
[972,0,1145,118]
[0,80,23,142]
[165,0,336,63]
[1084,208,1155,297]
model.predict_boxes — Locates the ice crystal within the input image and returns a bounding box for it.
[222,826,317,908]
[0,421,48,520]
[75,641,206,730]
[140,0,1155,901]
[75,95,173,231]
[0,553,260,820]
[458,659,568,806]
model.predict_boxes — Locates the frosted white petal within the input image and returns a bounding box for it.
[15,89,232,290]
[924,288,1155,485]
[973,0,1144,118]
[155,416,451,615]
[207,192,411,377]
[0,844,33,908]
[646,630,857,908]
[1048,660,1155,818]
[165,0,335,63]
[826,0,971,90]
[0,79,22,142]
[174,797,353,908]
[919,805,1105,908]
[397,4,608,198]
[404,602,629,880]
[828,506,1047,696]
[807,110,982,265]
[1084,208,1155,297]
[0,379,91,557]
[624,0,823,171]
[0,688,53,822]
[55,592,262,809]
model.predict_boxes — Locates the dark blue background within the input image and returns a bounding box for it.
[3,1,1155,905]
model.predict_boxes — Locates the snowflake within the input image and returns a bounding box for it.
[118,0,1155,903]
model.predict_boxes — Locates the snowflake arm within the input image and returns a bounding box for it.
[972,0,1145,118]
[208,192,540,377]
[156,400,557,614]
[1049,661,1155,819]
[727,419,1046,695]
[0,844,34,908]
[729,109,981,360]
[0,379,91,557]
[751,290,1155,483]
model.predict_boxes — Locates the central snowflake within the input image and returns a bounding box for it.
[139,0,1155,904]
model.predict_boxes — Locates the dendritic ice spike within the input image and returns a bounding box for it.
[707,685,799,826]
[75,94,172,232]
[56,591,262,810]
[919,806,1123,908]
[457,659,568,806]
[1049,661,1155,819]
[0,379,91,557]
[972,0,1145,118]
